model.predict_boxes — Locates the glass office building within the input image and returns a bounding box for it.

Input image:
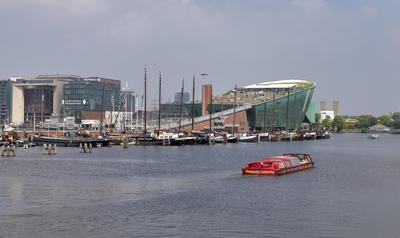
[63,77,120,122]
[0,80,11,124]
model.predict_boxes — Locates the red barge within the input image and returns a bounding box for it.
[242,153,314,176]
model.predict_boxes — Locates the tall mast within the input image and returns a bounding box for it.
[191,75,195,131]
[178,79,184,133]
[209,86,213,133]
[286,87,290,130]
[143,67,147,135]
[232,84,237,135]
[293,88,297,130]
[158,71,162,136]
[272,90,276,131]
[41,93,44,130]
[100,85,105,135]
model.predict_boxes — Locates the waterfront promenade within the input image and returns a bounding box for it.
[0,134,399,237]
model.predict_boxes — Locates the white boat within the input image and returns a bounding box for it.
[239,133,257,142]
[258,132,269,142]
[367,134,379,139]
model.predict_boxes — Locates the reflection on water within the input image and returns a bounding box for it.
[0,134,400,237]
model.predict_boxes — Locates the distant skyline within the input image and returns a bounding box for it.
[0,0,399,115]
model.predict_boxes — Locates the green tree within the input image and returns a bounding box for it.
[378,115,392,127]
[392,120,400,129]
[356,115,377,129]
[315,113,321,125]
[392,112,400,121]
[332,116,344,132]
[321,118,332,130]
[314,113,321,130]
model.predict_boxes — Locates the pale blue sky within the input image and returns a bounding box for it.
[0,0,399,115]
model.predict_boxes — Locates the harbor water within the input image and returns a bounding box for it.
[0,133,399,237]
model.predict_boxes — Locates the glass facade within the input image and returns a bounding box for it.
[24,85,54,124]
[250,87,315,130]
[159,103,202,119]
[63,78,120,122]
[0,80,10,124]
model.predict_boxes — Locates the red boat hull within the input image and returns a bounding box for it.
[242,162,314,176]
[242,154,315,176]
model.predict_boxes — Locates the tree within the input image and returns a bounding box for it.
[378,115,392,127]
[315,113,321,125]
[332,116,344,132]
[356,115,377,129]
[314,113,321,130]
[392,112,400,121]
[392,120,400,129]
[321,118,331,130]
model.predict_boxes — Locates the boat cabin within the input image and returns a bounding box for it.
[242,153,314,175]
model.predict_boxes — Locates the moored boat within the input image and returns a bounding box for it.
[227,134,239,143]
[242,153,314,176]
[258,132,269,142]
[32,135,111,147]
[134,134,163,145]
[238,133,257,143]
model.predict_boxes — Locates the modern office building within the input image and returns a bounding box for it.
[63,77,120,122]
[3,74,121,125]
[0,80,11,124]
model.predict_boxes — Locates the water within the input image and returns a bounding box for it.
[0,134,400,238]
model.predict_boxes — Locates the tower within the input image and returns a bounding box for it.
[320,100,327,112]
[201,84,212,116]
[333,100,339,116]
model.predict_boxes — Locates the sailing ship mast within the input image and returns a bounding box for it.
[100,85,105,135]
[191,75,195,131]
[178,79,184,133]
[143,67,147,135]
[158,71,162,136]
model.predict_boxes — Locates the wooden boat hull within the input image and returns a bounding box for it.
[134,136,163,145]
[32,136,111,147]
[242,162,314,176]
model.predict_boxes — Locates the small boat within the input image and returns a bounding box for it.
[258,132,269,142]
[242,153,315,176]
[280,131,295,141]
[134,133,163,145]
[209,135,225,143]
[367,134,379,139]
[239,133,257,143]
[227,134,239,143]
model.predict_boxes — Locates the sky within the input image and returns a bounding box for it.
[0,0,399,115]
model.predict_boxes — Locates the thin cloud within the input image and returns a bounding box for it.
[0,0,107,15]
